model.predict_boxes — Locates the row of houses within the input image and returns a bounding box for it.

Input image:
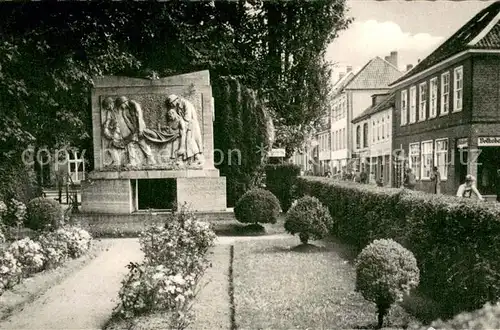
[292,1,500,199]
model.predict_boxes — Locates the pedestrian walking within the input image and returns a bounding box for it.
[456,174,484,201]
[430,166,441,194]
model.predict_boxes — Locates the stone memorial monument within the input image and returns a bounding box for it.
[81,70,227,214]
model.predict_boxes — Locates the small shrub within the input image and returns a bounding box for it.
[54,226,92,258]
[0,250,22,295]
[25,197,63,232]
[139,205,216,277]
[38,231,69,269]
[355,238,420,329]
[3,199,27,228]
[234,188,281,225]
[284,195,333,245]
[7,237,45,275]
[116,262,197,321]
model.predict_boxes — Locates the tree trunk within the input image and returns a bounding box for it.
[376,302,390,329]
[299,232,309,245]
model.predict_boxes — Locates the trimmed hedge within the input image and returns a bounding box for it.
[296,176,500,318]
[265,164,300,212]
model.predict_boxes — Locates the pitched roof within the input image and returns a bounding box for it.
[352,92,396,123]
[390,1,500,86]
[332,71,355,95]
[345,57,403,90]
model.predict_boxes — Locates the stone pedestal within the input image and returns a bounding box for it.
[81,179,134,214]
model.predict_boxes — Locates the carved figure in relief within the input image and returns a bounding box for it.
[108,96,156,167]
[101,97,125,166]
[165,94,204,165]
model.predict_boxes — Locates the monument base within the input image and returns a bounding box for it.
[81,176,227,214]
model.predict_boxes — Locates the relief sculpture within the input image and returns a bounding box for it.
[101,94,204,169]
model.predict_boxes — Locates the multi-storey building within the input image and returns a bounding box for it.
[352,93,395,185]
[390,1,500,198]
[315,69,355,175]
[341,52,402,173]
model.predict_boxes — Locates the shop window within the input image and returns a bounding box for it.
[435,139,449,180]
[421,140,433,179]
[409,142,421,180]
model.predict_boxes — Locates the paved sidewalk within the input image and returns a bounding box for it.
[0,238,143,330]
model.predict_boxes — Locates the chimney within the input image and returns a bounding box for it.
[346,66,352,73]
[371,93,389,107]
[406,64,414,72]
[386,51,398,68]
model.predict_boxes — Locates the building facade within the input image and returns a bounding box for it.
[352,93,394,185]
[343,52,402,174]
[391,1,500,198]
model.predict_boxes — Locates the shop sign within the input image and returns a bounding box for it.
[268,148,286,157]
[456,138,468,149]
[478,137,500,146]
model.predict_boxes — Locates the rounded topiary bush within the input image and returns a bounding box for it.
[356,238,420,329]
[25,197,63,232]
[284,196,333,245]
[234,188,281,225]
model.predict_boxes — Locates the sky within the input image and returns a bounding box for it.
[326,0,492,81]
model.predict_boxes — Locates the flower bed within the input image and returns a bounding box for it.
[105,205,216,330]
[0,225,93,297]
[296,176,500,318]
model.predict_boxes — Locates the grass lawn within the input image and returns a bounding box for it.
[211,214,286,236]
[232,237,417,330]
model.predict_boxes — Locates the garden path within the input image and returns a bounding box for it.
[0,238,143,330]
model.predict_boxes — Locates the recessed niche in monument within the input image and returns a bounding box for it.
[137,179,177,210]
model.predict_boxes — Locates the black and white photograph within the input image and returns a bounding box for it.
[0,0,499,329]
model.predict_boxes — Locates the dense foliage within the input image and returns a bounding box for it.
[0,1,350,194]
[115,205,216,328]
[296,177,500,317]
[213,78,274,206]
[265,164,301,211]
[284,195,332,244]
[356,239,419,328]
[25,197,63,232]
[234,188,281,225]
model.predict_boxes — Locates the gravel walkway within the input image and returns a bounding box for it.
[0,238,143,330]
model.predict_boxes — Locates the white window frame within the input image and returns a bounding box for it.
[429,77,438,118]
[434,138,449,180]
[441,71,450,115]
[453,66,463,112]
[419,82,427,122]
[409,142,421,180]
[420,140,433,180]
[409,86,417,123]
[400,90,408,126]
